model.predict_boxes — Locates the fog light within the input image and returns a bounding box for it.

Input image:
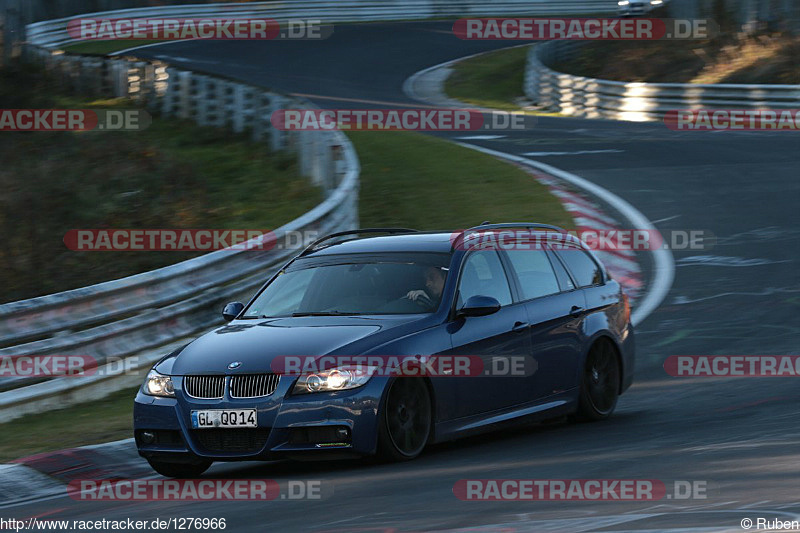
[140,431,156,444]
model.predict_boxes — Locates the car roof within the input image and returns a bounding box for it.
[305,232,456,256]
[301,224,576,258]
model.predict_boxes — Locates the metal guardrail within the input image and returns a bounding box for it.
[1,0,620,422]
[0,20,366,421]
[525,40,800,122]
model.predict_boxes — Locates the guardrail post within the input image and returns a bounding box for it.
[251,91,269,142]
[177,70,193,121]
[268,94,284,151]
[298,131,311,177]
[215,80,230,129]
[161,67,179,117]
[109,59,129,98]
[195,75,210,126]
[232,83,247,133]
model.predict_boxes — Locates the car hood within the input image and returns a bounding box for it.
[158,316,421,375]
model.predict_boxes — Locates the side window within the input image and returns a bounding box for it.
[504,249,560,300]
[457,251,512,308]
[554,247,604,288]
[546,249,575,291]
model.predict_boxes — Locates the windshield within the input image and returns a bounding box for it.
[243,253,451,317]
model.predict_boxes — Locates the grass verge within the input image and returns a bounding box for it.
[0,64,319,304]
[444,45,532,111]
[351,130,572,229]
[443,45,562,116]
[0,387,140,462]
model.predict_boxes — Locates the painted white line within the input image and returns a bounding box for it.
[454,142,675,327]
[112,39,204,57]
[651,214,682,224]
[455,135,507,140]
[521,149,624,156]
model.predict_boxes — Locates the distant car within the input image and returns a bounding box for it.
[134,224,635,478]
[618,0,663,16]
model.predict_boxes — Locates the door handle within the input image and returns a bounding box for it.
[569,305,585,318]
[512,321,530,333]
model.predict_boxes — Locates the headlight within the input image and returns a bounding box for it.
[618,0,630,5]
[650,0,663,5]
[292,366,377,394]
[143,370,175,397]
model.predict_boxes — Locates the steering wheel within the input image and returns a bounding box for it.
[412,292,434,308]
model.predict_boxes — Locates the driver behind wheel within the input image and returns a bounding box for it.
[405,266,447,309]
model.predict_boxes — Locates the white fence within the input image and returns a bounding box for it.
[525,40,800,122]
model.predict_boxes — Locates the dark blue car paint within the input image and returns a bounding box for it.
[134,232,635,462]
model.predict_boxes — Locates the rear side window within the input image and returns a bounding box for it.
[504,249,560,301]
[554,247,604,287]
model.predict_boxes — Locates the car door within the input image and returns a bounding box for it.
[448,250,533,418]
[502,247,585,398]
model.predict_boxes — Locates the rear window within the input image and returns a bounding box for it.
[554,247,604,288]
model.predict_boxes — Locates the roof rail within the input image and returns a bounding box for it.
[451,222,570,251]
[299,228,419,257]
[465,222,566,233]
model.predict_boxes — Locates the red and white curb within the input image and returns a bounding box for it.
[0,438,150,508]
[530,170,644,302]
[455,142,673,327]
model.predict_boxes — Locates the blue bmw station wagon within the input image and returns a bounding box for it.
[134,224,635,477]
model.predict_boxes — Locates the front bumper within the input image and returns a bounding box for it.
[133,375,387,462]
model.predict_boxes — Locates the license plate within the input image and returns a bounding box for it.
[191,409,257,429]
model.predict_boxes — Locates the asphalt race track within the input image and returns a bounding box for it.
[9,21,800,532]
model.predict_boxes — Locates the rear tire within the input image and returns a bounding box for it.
[147,459,212,478]
[575,340,620,421]
[377,378,432,461]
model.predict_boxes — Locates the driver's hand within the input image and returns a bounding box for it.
[405,290,429,302]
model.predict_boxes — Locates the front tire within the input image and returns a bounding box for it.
[377,378,432,461]
[147,459,212,478]
[575,340,620,421]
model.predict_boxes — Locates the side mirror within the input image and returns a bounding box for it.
[222,302,245,322]
[458,295,501,318]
